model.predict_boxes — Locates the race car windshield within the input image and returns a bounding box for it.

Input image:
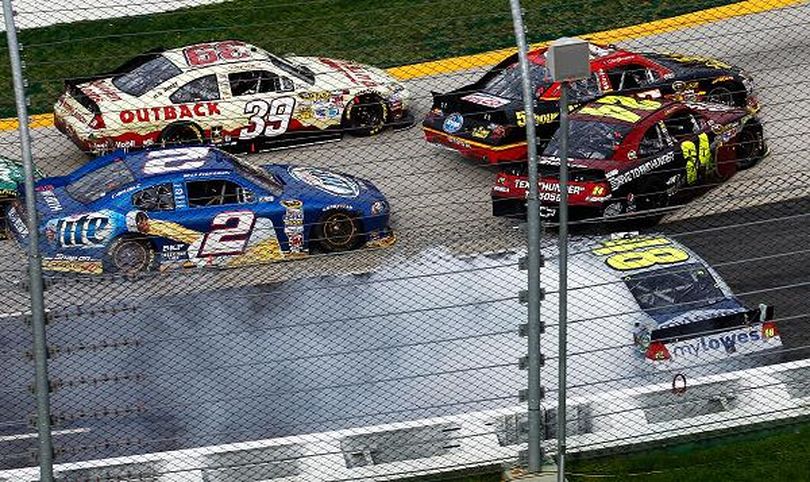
[483,64,551,98]
[268,54,315,85]
[544,120,631,160]
[66,159,135,204]
[112,56,182,96]
[624,263,726,319]
[230,157,284,196]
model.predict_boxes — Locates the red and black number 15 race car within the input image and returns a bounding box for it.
[423,43,757,164]
[491,95,766,220]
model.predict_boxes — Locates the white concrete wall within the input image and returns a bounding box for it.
[1,0,228,30]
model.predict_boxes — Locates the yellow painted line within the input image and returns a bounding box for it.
[387,0,805,80]
[0,113,53,131]
[0,0,802,132]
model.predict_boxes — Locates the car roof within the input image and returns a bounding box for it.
[571,95,681,127]
[161,40,271,73]
[76,147,237,184]
[528,43,634,67]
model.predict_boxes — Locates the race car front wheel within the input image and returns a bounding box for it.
[736,121,766,169]
[316,211,362,252]
[104,236,155,274]
[343,95,388,137]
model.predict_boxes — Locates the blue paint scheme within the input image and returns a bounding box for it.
[6,147,391,273]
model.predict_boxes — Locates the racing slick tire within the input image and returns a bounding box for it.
[315,210,363,252]
[343,94,388,137]
[103,235,156,274]
[735,120,767,170]
[159,122,205,148]
[602,184,668,225]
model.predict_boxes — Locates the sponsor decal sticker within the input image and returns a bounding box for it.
[288,167,361,198]
[460,92,510,108]
[119,103,221,124]
[281,199,305,253]
[443,113,464,134]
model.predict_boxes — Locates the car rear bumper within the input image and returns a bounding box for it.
[491,194,604,220]
[53,112,94,152]
[423,127,527,164]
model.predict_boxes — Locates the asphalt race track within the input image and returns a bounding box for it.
[1,2,809,471]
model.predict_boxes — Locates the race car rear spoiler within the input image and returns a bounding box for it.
[651,304,775,344]
[62,47,168,113]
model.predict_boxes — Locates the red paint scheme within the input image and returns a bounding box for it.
[491,99,754,213]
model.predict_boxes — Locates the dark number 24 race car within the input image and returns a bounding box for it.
[491,95,766,220]
[423,43,757,164]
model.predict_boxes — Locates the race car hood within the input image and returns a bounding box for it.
[688,102,751,125]
[288,56,398,90]
[260,164,386,205]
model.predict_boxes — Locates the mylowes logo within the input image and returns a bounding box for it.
[443,113,464,133]
[672,329,765,357]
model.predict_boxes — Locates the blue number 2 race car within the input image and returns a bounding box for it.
[5,147,394,275]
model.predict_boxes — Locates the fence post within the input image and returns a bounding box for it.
[507,0,544,474]
[556,80,569,482]
[2,1,55,480]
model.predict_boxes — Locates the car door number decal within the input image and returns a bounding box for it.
[198,211,256,257]
[681,132,711,185]
[240,97,296,140]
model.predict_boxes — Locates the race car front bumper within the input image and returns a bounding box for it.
[423,127,527,164]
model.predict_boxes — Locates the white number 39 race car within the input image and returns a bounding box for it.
[54,40,412,154]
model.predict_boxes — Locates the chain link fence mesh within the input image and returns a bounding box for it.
[0,0,808,480]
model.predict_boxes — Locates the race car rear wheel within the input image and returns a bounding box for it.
[343,95,388,137]
[160,122,204,147]
[104,236,155,274]
[315,211,362,252]
[736,121,766,170]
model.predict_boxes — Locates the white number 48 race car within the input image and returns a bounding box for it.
[54,40,412,154]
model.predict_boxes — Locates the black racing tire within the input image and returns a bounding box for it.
[160,122,204,147]
[343,95,388,137]
[0,201,8,240]
[706,83,745,108]
[103,236,155,275]
[315,211,363,252]
[735,120,766,170]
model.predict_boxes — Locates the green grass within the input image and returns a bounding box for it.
[432,421,810,482]
[0,0,742,117]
